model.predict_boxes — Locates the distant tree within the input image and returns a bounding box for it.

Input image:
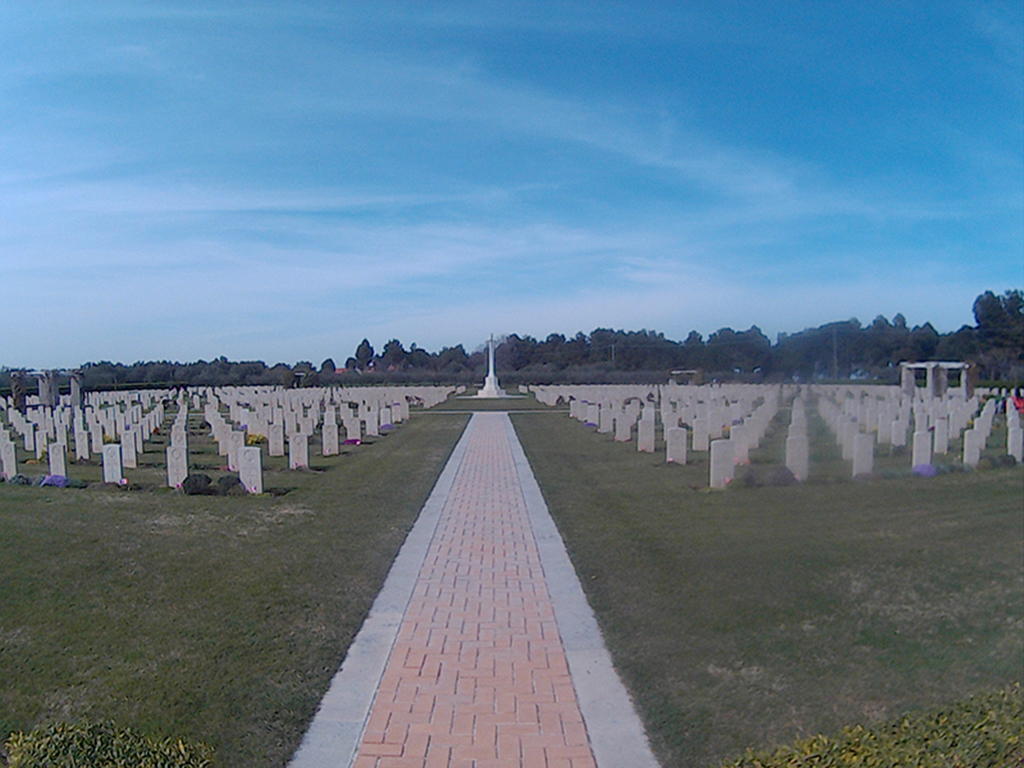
[406,344,433,369]
[320,358,336,375]
[436,345,469,372]
[380,340,408,371]
[972,289,1024,379]
[354,339,374,370]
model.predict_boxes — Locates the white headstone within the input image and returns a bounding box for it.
[1009,425,1024,463]
[47,442,66,477]
[666,427,687,464]
[912,430,931,468]
[962,428,982,468]
[785,435,809,481]
[227,430,245,472]
[166,445,188,488]
[1,441,17,480]
[731,424,750,465]
[614,414,632,442]
[840,421,858,461]
[932,418,949,455]
[289,432,309,469]
[365,409,379,437]
[852,433,874,477]
[710,439,734,489]
[268,423,285,456]
[322,420,339,456]
[637,418,655,452]
[102,444,123,484]
[74,426,89,461]
[239,446,263,494]
[691,417,710,451]
[121,428,137,468]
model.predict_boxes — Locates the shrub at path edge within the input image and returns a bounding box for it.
[719,685,1023,768]
[3,721,214,768]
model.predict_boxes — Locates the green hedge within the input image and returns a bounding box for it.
[3,721,214,768]
[721,685,1022,768]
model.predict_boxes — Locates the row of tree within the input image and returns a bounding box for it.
[1,290,1020,392]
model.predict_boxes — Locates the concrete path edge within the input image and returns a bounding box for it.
[504,415,662,768]
[288,416,476,768]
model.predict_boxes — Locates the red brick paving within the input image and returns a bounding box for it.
[351,413,596,768]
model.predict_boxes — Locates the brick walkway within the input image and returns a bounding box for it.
[353,413,594,768]
[290,412,658,768]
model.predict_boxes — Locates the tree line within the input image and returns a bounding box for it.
[1,290,1020,393]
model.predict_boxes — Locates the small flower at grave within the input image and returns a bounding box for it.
[246,434,266,446]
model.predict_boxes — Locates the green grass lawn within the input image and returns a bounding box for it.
[2,396,1020,768]
[511,409,1024,768]
[0,411,469,767]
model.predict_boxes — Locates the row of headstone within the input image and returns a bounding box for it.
[538,382,1020,487]
[1,384,452,493]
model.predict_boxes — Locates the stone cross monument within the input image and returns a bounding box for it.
[477,335,506,398]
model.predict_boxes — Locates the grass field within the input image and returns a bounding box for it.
[0,410,469,767]
[511,407,1023,768]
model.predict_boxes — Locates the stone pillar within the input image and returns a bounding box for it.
[102,444,123,484]
[70,373,83,410]
[239,446,263,494]
[933,366,948,399]
[900,365,916,397]
[167,445,188,488]
[709,439,734,489]
[665,427,687,464]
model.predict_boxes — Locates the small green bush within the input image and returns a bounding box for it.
[720,685,1022,768]
[4,721,214,768]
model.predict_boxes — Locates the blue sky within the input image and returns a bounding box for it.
[1,2,1021,368]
